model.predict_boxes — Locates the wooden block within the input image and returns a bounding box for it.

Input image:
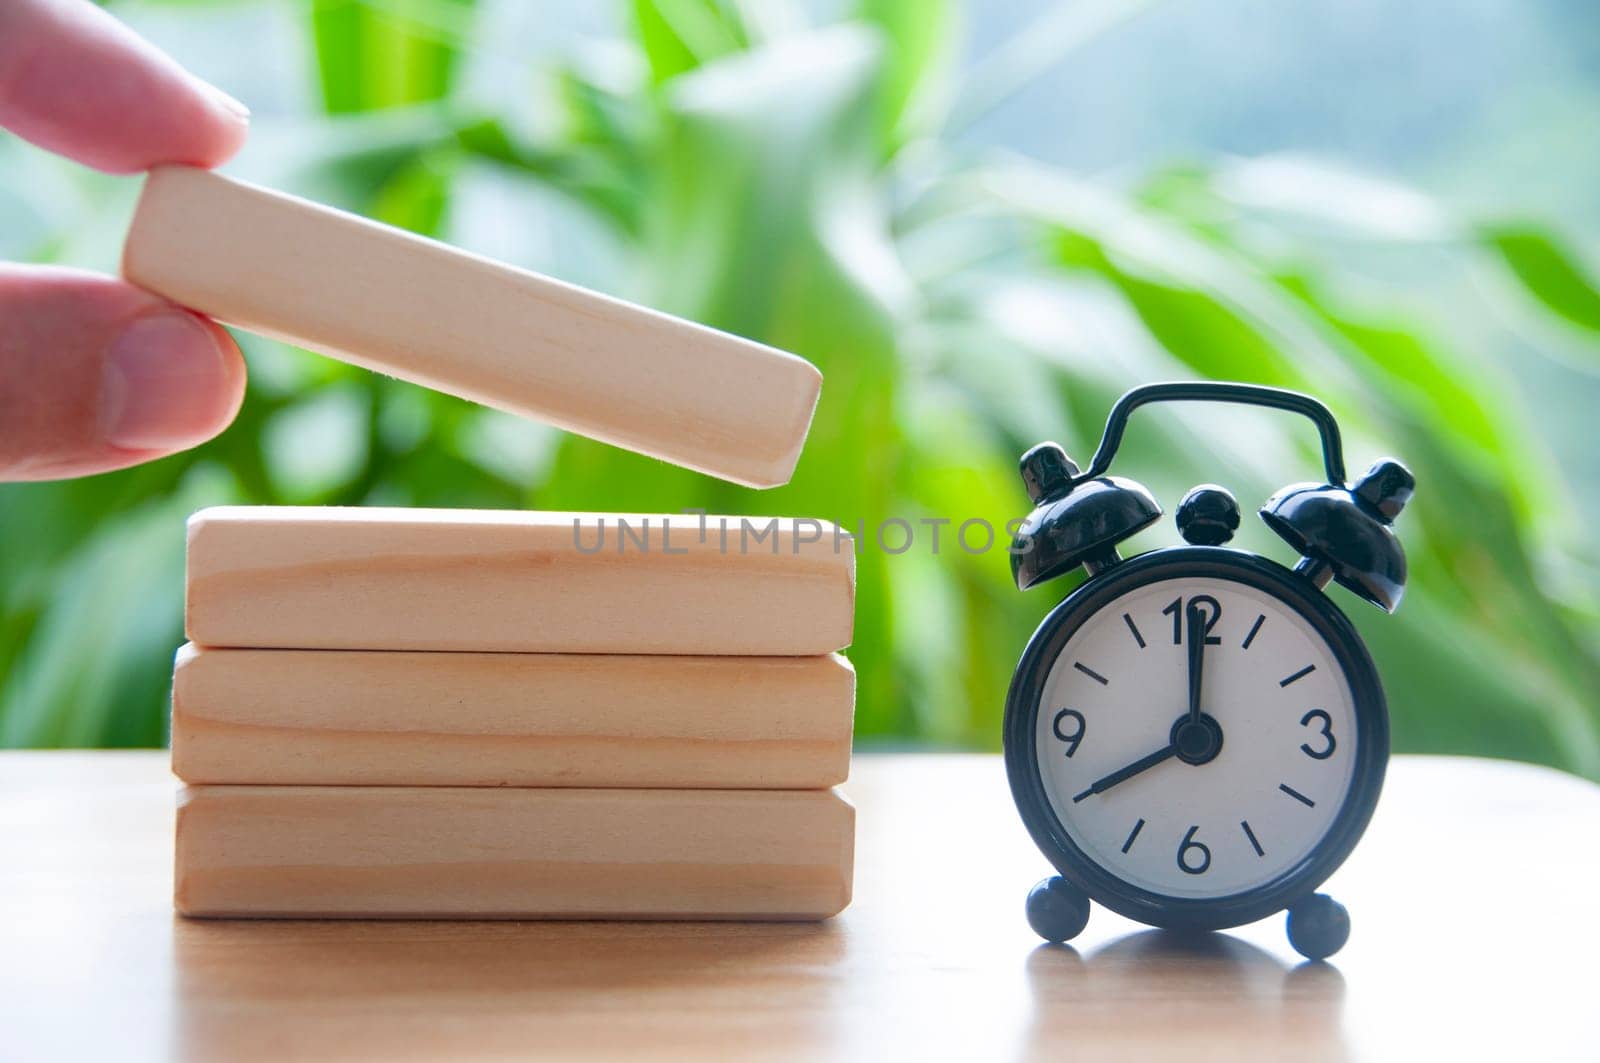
[185,507,855,655]
[175,785,855,920]
[122,165,821,488]
[171,644,855,788]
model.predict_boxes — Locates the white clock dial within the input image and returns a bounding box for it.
[1034,575,1359,900]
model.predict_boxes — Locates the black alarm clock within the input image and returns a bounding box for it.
[1003,382,1413,961]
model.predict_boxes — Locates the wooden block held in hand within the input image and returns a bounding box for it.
[123,165,822,488]
[171,644,855,788]
[175,785,855,920]
[185,507,855,655]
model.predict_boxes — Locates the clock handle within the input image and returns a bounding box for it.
[1073,381,1412,613]
[1072,382,1348,488]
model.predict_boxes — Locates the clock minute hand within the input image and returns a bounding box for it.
[1072,744,1177,803]
[1187,601,1206,725]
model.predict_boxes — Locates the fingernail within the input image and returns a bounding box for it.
[102,313,236,451]
[207,84,251,124]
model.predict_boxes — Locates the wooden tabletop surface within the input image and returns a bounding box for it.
[2,751,1595,1061]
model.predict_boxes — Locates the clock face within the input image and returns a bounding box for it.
[1009,551,1385,921]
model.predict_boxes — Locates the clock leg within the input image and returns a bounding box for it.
[1025,876,1091,944]
[1286,892,1350,961]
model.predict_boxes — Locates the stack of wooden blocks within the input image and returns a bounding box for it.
[122,164,858,922]
[171,508,857,920]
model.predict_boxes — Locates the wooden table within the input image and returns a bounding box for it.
[2,753,1595,1061]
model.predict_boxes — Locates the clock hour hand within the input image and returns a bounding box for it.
[1072,743,1177,803]
[1187,601,1206,725]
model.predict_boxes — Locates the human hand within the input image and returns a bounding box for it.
[0,0,249,481]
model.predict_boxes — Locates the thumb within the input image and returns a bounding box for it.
[0,264,247,481]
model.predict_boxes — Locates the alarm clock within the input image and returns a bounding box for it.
[1003,382,1413,961]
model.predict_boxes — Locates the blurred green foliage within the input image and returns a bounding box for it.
[2,0,1599,778]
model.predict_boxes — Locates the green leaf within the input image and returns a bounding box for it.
[981,164,1358,391]
[631,0,747,85]
[311,0,476,114]
[897,379,1042,746]
[0,472,234,748]
[369,149,456,235]
[456,115,641,235]
[856,0,957,153]
[1281,275,1542,506]
[1202,154,1452,243]
[1105,271,1307,387]
[538,26,912,736]
[947,0,1161,132]
[1359,593,1593,775]
[1481,224,1600,336]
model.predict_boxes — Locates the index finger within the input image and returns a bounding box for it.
[0,0,248,174]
